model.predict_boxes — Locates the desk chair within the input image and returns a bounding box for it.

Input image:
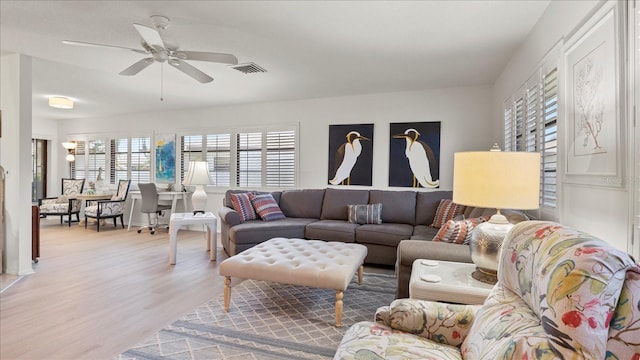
[137,183,171,235]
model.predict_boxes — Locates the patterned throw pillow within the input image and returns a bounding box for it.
[229,192,258,222]
[432,217,485,244]
[249,193,285,221]
[430,199,465,228]
[348,203,382,224]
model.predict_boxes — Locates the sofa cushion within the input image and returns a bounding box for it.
[225,190,280,208]
[431,199,465,228]
[229,192,258,222]
[410,225,440,240]
[356,223,414,247]
[278,189,325,219]
[320,188,369,220]
[369,190,416,225]
[415,191,452,226]
[432,217,485,245]
[348,203,382,224]
[305,220,359,243]
[229,218,315,246]
[249,193,286,221]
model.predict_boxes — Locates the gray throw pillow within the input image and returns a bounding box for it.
[348,203,382,225]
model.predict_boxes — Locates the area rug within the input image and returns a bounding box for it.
[116,272,396,360]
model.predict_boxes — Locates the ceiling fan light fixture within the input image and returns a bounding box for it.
[49,96,74,109]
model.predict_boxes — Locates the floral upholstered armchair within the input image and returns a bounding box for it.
[334,221,640,360]
[38,178,85,226]
[84,179,131,232]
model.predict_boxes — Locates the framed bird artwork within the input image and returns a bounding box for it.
[389,122,441,188]
[328,124,374,186]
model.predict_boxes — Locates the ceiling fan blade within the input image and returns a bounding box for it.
[62,40,147,55]
[119,58,154,76]
[133,23,165,51]
[168,59,213,83]
[177,51,238,65]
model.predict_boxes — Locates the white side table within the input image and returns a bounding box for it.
[409,259,494,305]
[169,212,217,265]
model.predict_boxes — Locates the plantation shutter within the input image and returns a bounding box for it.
[525,79,539,152]
[236,132,262,187]
[87,139,106,182]
[265,130,295,187]
[504,103,514,151]
[130,137,151,184]
[206,134,231,186]
[180,135,204,182]
[540,67,558,209]
[513,96,525,151]
[71,140,86,179]
[110,138,129,184]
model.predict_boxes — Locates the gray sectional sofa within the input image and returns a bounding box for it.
[219,188,525,268]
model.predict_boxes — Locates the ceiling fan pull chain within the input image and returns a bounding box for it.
[160,63,164,101]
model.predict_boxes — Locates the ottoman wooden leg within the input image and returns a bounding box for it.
[358,265,363,285]
[224,276,231,312]
[335,290,343,327]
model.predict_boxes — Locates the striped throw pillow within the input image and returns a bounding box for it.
[348,203,382,224]
[432,217,486,244]
[430,199,465,228]
[229,192,258,222]
[249,193,285,222]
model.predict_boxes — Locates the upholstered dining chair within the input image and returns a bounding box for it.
[38,178,85,226]
[84,179,131,232]
[137,183,171,235]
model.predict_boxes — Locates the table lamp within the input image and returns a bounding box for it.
[183,161,212,214]
[453,144,540,284]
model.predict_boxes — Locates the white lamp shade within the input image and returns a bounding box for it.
[65,153,75,162]
[61,141,77,150]
[183,161,212,186]
[453,151,540,210]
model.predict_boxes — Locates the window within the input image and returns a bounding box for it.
[504,55,558,211]
[109,136,151,185]
[236,132,263,187]
[266,130,295,187]
[32,139,47,201]
[180,134,231,186]
[71,140,86,179]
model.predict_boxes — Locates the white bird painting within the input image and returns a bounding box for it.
[392,128,439,188]
[330,131,370,185]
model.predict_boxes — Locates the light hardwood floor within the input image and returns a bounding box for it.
[1,217,394,359]
[1,217,227,360]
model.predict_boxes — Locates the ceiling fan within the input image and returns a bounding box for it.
[62,15,238,83]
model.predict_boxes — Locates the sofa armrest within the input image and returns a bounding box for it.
[380,298,480,347]
[395,239,473,298]
[218,206,241,227]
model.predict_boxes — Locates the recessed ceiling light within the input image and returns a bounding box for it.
[49,96,74,109]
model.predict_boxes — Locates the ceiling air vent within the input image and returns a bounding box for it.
[230,62,267,74]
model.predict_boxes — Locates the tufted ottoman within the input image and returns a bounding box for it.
[219,237,368,327]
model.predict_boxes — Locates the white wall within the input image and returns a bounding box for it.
[493,0,635,256]
[57,85,494,226]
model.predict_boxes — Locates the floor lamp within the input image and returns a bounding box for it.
[453,145,540,284]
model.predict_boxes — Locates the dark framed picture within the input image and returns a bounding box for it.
[328,124,373,186]
[389,122,441,188]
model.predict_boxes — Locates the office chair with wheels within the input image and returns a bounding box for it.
[137,183,171,235]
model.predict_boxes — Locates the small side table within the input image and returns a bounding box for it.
[169,212,217,265]
[409,259,494,305]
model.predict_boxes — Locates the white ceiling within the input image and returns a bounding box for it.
[0,0,550,122]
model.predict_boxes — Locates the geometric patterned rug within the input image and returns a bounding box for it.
[115,272,396,360]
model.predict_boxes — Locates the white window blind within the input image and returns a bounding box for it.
[130,137,151,184]
[206,134,231,186]
[87,139,106,182]
[540,68,558,209]
[503,60,558,211]
[266,130,295,187]
[236,132,262,187]
[110,138,129,184]
[71,140,86,179]
[181,135,204,182]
